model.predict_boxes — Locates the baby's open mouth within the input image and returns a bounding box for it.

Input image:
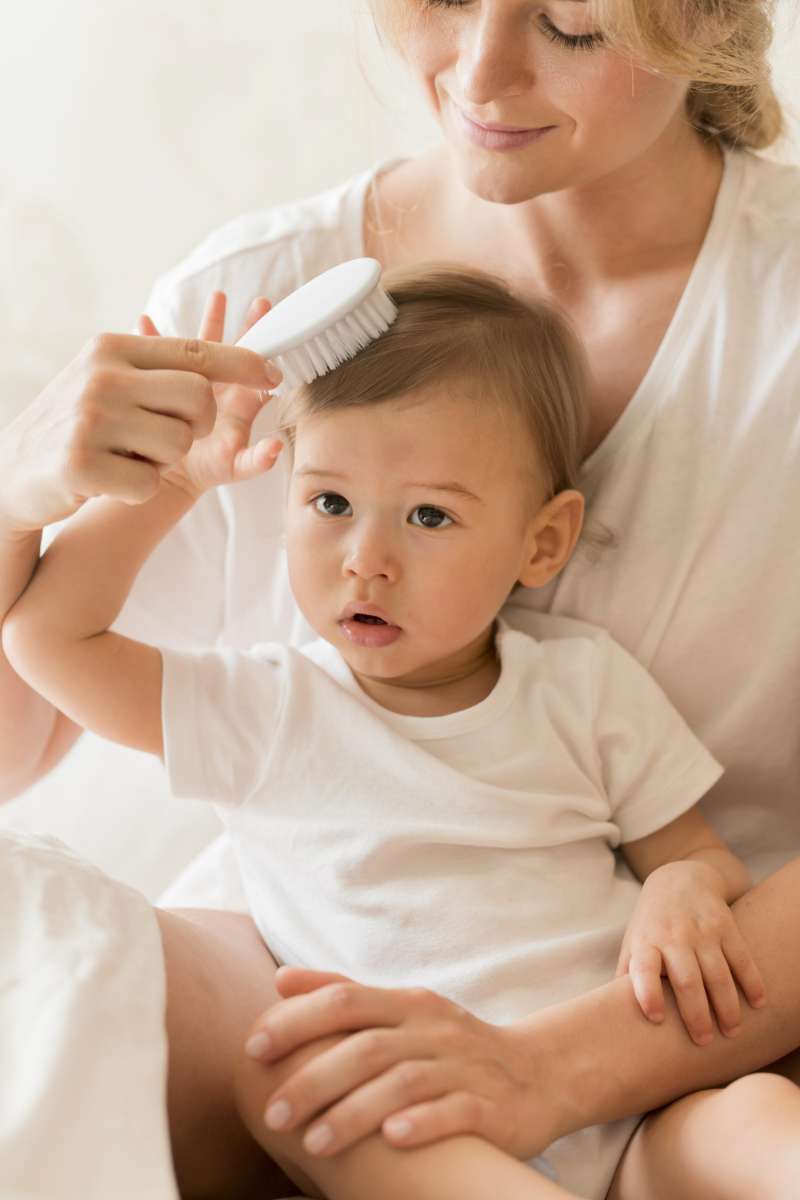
[352,614,387,625]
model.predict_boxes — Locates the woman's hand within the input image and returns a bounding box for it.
[243,966,557,1162]
[137,292,284,499]
[615,861,766,1045]
[0,294,281,533]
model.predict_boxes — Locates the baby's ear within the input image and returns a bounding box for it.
[517,489,584,590]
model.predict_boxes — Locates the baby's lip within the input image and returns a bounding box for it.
[338,601,399,626]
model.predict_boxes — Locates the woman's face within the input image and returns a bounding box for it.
[397,0,695,203]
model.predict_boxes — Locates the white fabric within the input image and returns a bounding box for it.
[135,146,800,904]
[0,831,176,1199]
[160,615,722,1199]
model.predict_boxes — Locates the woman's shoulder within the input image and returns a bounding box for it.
[143,158,406,338]
[735,149,800,254]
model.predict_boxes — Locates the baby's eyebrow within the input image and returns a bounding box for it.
[294,467,484,504]
[405,480,484,504]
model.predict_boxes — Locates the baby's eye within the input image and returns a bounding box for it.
[312,492,352,517]
[409,505,453,530]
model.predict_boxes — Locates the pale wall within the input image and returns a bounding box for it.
[1,0,798,428]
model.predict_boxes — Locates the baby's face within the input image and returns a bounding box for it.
[285,383,547,684]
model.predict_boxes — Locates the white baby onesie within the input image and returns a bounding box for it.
[161,616,722,1199]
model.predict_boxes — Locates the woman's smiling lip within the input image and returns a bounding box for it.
[460,110,541,133]
[453,103,556,150]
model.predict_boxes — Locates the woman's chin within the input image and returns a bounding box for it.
[446,142,560,206]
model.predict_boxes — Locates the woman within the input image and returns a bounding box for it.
[1,1,798,1197]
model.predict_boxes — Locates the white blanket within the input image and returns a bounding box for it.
[0,831,178,1199]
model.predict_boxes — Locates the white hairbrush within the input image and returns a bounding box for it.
[236,258,398,389]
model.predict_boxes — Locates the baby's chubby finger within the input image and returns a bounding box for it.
[722,930,767,1011]
[661,947,715,1045]
[629,944,665,1024]
[137,314,160,337]
[239,295,272,339]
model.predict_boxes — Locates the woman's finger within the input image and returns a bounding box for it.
[299,1061,457,1159]
[246,983,440,1063]
[261,1028,432,1136]
[382,1091,501,1152]
[274,966,353,998]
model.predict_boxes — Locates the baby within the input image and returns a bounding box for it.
[5,265,790,1200]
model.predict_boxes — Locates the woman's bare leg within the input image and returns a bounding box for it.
[607,1073,800,1200]
[156,907,305,1200]
[235,1034,578,1200]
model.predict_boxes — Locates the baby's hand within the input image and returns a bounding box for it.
[616,861,766,1045]
[137,292,283,498]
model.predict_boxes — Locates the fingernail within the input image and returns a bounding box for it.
[265,1099,292,1129]
[305,1124,333,1154]
[725,1024,741,1037]
[264,363,283,387]
[696,1032,713,1046]
[385,1117,412,1139]
[245,1032,271,1058]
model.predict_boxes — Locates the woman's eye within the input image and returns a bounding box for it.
[424,1,603,51]
[409,505,453,530]
[539,14,602,51]
[312,492,352,517]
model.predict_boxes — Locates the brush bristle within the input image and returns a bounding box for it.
[275,284,398,389]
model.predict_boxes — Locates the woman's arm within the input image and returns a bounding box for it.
[0,299,278,793]
[243,857,800,1163]
[2,485,196,756]
[0,525,81,799]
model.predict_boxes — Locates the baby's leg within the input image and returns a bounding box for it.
[155,907,303,1199]
[607,1073,800,1200]
[235,1034,579,1200]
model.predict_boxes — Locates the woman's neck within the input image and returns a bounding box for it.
[439,121,725,300]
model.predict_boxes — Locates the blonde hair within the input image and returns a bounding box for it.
[277,264,589,512]
[369,0,784,150]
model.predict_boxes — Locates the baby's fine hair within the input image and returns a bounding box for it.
[277,263,589,508]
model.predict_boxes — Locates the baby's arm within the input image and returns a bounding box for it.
[619,806,766,1043]
[622,803,752,902]
[2,484,196,757]
[2,293,283,760]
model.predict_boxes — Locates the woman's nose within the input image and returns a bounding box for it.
[456,4,537,106]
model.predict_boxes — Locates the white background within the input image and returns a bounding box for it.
[1,1,798,898]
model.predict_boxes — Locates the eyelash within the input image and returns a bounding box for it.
[310,493,454,530]
[424,1,603,51]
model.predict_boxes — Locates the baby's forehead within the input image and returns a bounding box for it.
[291,390,542,496]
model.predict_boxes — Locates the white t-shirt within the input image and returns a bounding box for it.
[160,615,722,1200]
[126,146,800,892]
